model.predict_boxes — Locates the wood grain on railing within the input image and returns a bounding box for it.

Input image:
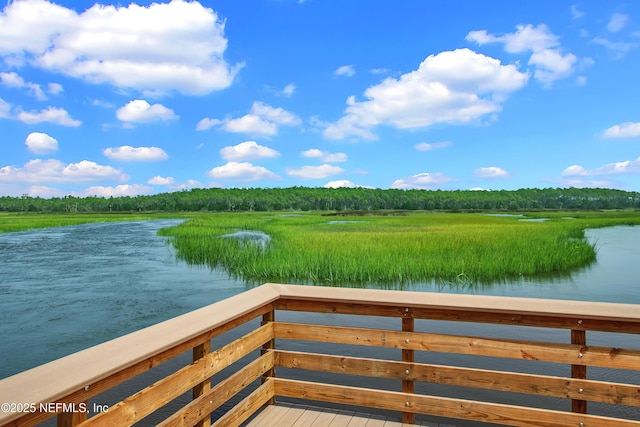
[211,379,274,427]
[1,283,639,427]
[158,352,275,427]
[193,340,212,427]
[273,322,640,369]
[273,350,640,407]
[273,378,640,427]
[77,324,273,426]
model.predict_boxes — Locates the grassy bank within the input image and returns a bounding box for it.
[157,211,640,285]
[4,210,639,285]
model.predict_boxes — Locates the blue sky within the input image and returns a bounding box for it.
[1,0,639,197]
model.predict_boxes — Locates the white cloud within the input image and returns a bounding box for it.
[91,98,115,109]
[197,101,300,136]
[206,161,278,182]
[25,132,58,154]
[323,49,528,140]
[467,24,558,53]
[591,37,639,58]
[324,180,356,188]
[220,141,280,161]
[222,115,277,136]
[0,87,73,121]
[371,68,391,75]
[607,13,629,33]
[324,179,372,189]
[555,163,632,188]
[301,148,324,159]
[81,184,153,197]
[334,65,355,77]
[529,49,577,86]
[0,97,10,118]
[251,101,300,125]
[148,175,175,185]
[562,157,640,176]
[414,141,452,151]
[322,153,348,163]
[580,57,595,69]
[26,185,64,198]
[103,145,169,162]
[390,172,453,189]
[195,118,222,131]
[553,177,620,188]
[603,121,640,139]
[0,159,128,183]
[467,24,578,86]
[562,165,587,176]
[0,0,77,58]
[16,106,81,126]
[147,175,202,190]
[0,0,242,95]
[286,164,345,179]
[594,158,640,175]
[474,166,510,179]
[48,82,63,95]
[180,179,203,189]
[265,82,296,97]
[116,100,178,124]
[301,149,347,162]
[0,71,46,100]
[281,83,296,97]
[571,5,585,20]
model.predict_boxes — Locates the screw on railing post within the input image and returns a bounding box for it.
[402,313,415,425]
[571,329,587,414]
[192,339,212,427]
[262,303,276,405]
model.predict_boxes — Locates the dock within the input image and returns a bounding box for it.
[1,283,639,427]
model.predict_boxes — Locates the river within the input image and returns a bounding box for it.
[0,219,638,424]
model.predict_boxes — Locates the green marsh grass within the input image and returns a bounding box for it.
[157,211,640,286]
[5,210,639,286]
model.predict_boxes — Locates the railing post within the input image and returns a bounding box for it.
[571,329,587,414]
[57,405,87,427]
[193,340,212,427]
[262,304,276,405]
[402,310,415,424]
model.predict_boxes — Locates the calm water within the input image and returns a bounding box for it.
[0,220,638,424]
[0,220,248,379]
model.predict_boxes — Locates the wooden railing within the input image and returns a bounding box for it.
[1,283,639,427]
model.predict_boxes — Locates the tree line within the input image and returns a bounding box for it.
[1,187,639,213]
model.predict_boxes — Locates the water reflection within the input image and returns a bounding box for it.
[219,230,271,249]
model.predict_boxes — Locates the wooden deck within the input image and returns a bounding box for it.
[2,283,640,427]
[243,402,459,427]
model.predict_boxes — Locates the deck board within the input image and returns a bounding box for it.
[242,403,458,427]
[328,412,355,427]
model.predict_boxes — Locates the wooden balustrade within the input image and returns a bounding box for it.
[1,283,639,427]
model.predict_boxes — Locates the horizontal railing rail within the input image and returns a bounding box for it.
[0,283,639,427]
